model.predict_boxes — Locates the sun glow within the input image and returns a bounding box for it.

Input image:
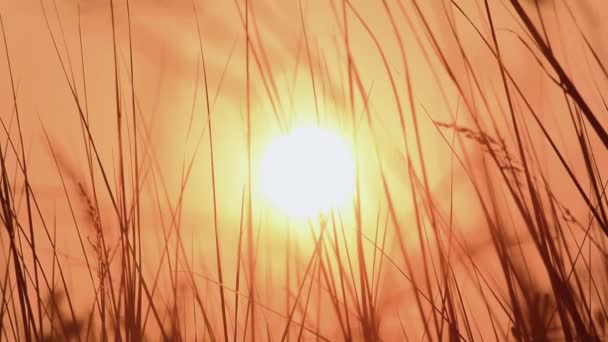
[261,126,356,218]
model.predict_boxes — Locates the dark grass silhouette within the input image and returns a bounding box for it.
[0,0,607,341]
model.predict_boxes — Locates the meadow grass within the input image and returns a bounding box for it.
[0,0,607,341]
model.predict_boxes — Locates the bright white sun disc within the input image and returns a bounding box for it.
[261,127,355,218]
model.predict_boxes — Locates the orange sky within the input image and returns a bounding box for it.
[1,0,607,339]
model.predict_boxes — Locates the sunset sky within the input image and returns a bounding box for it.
[1,0,607,340]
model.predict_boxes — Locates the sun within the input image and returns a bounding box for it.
[261,126,356,218]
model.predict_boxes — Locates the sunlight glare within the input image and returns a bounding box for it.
[261,126,356,218]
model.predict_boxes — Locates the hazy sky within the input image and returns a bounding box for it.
[1,1,607,338]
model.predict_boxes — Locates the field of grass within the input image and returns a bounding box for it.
[0,0,607,340]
